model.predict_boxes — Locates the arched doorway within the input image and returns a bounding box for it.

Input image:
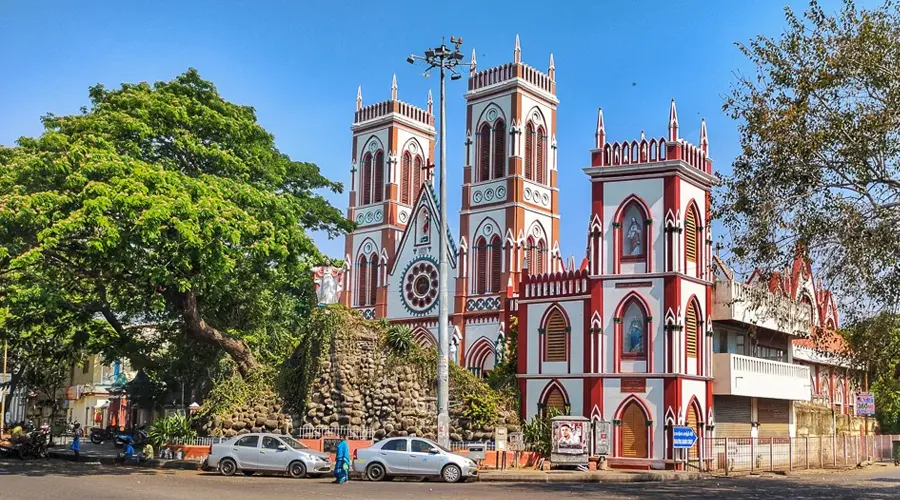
[620,401,649,458]
[685,403,701,460]
[541,384,568,417]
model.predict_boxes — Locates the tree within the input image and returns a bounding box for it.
[720,0,900,320]
[844,312,900,430]
[0,69,352,379]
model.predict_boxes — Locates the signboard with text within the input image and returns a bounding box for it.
[593,420,611,456]
[855,392,875,416]
[673,426,698,449]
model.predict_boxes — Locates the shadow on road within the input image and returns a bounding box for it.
[493,475,900,499]
[0,458,170,478]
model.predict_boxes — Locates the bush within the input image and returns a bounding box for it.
[148,413,197,448]
[521,407,565,458]
[386,324,413,355]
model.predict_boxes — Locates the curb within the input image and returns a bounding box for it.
[477,471,705,483]
[48,450,202,471]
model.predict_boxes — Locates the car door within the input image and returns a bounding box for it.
[258,436,290,471]
[408,439,446,475]
[231,435,259,470]
[377,438,410,474]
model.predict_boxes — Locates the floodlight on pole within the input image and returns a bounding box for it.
[406,36,472,449]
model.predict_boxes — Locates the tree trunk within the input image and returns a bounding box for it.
[178,290,259,378]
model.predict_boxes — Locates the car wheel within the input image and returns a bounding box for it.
[366,463,386,481]
[288,461,307,479]
[441,464,462,483]
[219,458,237,477]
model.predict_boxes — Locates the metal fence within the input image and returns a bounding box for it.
[702,434,900,474]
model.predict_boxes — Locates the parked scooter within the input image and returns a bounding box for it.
[14,425,49,460]
[114,426,148,448]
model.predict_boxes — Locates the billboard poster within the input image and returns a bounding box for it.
[855,392,875,416]
[552,419,588,455]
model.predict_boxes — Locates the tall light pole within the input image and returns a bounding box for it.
[407,37,471,448]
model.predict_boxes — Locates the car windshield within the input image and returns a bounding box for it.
[279,436,308,450]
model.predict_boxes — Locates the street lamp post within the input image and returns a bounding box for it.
[407,37,471,448]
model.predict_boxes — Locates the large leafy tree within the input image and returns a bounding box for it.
[0,69,352,379]
[719,0,900,319]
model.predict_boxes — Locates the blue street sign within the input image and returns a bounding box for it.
[673,426,698,448]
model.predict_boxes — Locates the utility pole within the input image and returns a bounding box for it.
[407,37,471,448]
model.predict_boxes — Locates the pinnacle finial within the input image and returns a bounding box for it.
[595,107,605,149]
[668,98,679,141]
[700,118,708,152]
[514,34,521,63]
[427,89,433,114]
[548,53,555,80]
[356,86,362,111]
[391,74,398,101]
[470,48,477,77]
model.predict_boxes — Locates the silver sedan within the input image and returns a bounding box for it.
[353,437,478,483]
[205,433,332,478]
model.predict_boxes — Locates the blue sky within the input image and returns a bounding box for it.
[0,0,860,266]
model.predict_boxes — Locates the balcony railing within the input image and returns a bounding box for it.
[712,279,813,336]
[712,353,811,401]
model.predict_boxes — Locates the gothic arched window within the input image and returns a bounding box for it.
[474,236,487,294]
[686,300,700,359]
[373,150,385,203]
[356,254,369,306]
[544,309,568,362]
[400,152,412,205]
[366,253,379,306]
[413,155,423,201]
[525,122,534,181]
[361,153,373,206]
[478,123,491,183]
[490,235,502,293]
[541,385,567,417]
[536,126,546,185]
[493,120,506,179]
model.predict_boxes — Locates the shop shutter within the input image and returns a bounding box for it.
[714,396,752,438]
[545,310,568,362]
[757,399,790,438]
[621,403,648,458]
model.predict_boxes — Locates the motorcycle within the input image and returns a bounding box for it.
[90,425,118,445]
[115,426,148,448]
[14,426,49,460]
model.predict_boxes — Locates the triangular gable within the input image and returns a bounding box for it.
[390,182,458,275]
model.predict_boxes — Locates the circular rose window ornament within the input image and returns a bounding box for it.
[402,260,439,313]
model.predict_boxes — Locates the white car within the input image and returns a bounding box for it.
[352,437,478,483]
[204,433,332,478]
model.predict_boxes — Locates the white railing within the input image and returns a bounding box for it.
[713,353,811,401]
[713,279,813,336]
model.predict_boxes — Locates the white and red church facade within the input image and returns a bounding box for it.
[341,38,718,468]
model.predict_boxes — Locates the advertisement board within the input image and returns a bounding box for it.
[855,392,875,416]
[593,420,611,456]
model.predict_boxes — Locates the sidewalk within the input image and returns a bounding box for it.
[477,469,705,483]
[47,447,202,471]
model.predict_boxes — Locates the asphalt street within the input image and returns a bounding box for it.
[1,459,899,499]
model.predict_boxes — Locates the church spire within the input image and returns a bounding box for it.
[356,86,362,111]
[470,48,477,77]
[595,107,605,148]
[427,89,433,115]
[548,53,555,80]
[391,74,398,101]
[700,118,708,154]
[668,98,679,142]
[514,34,521,64]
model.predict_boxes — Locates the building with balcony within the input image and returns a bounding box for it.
[64,355,135,429]
[710,256,867,439]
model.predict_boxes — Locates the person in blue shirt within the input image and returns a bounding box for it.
[119,438,135,465]
[333,439,350,484]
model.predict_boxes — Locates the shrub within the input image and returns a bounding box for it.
[521,407,564,458]
[148,413,197,448]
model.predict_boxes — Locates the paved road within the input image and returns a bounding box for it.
[1,459,899,499]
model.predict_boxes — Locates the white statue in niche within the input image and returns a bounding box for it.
[626,217,642,255]
[313,266,344,305]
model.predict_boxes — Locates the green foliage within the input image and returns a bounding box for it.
[486,316,520,411]
[844,312,900,431]
[719,0,900,318]
[148,413,197,448]
[521,407,564,458]
[461,391,500,428]
[0,68,352,380]
[275,305,340,415]
[385,324,413,356]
